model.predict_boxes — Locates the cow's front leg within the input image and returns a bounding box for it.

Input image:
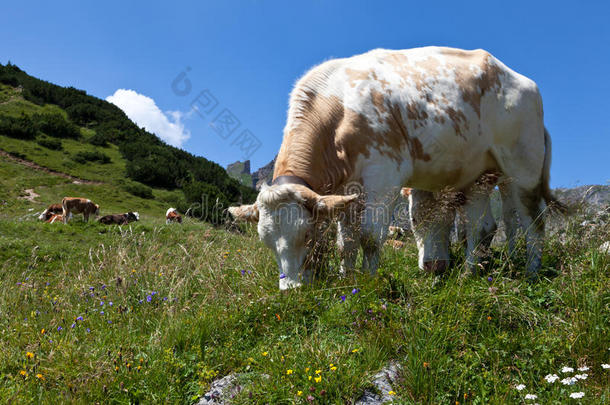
[463,189,497,274]
[360,197,395,275]
[337,215,360,276]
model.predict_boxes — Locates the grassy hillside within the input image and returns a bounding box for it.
[0,64,257,222]
[0,152,609,403]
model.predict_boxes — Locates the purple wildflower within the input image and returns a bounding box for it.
[146,295,152,302]
[241,270,246,275]
[100,301,104,306]
[45,282,50,286]
[76,316,83,321]
[340,295,346,302]
[89,287,94,291]
[100,311,104,315]
[109,302,113,306]
[139,299,143,304]
[108,320,112,324]
[71,323,76,328]
[57,326,62,332]
[101,284,106,289]
[487,276,493,282]
[279,273,286,279]
[163,297,168,301]
[352,288,360,295]
[151,291,157,296]
[86,328,90,333]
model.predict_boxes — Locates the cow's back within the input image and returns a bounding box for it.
[276,47,543,192]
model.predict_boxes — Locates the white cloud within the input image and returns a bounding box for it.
[106,89,190,147]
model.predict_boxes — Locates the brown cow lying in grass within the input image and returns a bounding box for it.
[46,213,70,223]
[38,203,62,221]
[62,197,100,223]
[98,212,139,225]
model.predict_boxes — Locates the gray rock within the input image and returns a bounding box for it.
[599,241,610,254]
[196,373,241,405]
[355,362,402,404]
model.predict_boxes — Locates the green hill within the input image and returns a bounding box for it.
[0,63,256,223]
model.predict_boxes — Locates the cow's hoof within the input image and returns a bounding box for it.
[422,260,449,274]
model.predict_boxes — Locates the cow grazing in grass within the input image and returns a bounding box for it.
[98,212,139,225]
[61,197,100,223]
[39,203,62,221]
[229,46,562,289]
[166,208,182,224]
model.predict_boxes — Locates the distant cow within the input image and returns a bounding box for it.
[62,197,100,223]
[166,208,182,224]
[39,203,62,221]
[98,212,139,225]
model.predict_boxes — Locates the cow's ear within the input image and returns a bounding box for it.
[228,203,259,223]
[400,187,412,198]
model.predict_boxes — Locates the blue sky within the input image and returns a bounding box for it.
[2,0,609,187]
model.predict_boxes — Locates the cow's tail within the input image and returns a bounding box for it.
[542,128,567,213]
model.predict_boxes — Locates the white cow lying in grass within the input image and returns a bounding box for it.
[229,46,562,289]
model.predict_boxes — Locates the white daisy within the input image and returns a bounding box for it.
[574,373,588,380]
[515,384,526,391]
[561,377,577,385]
[544,374,559,383]
[525,394,537,400]
[569,392,585,399]
[602,364,610,369]
[577,366,589,371]
[561,366,574,373]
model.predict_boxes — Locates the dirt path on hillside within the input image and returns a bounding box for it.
[19,188,40,202]
[0,149,104,185]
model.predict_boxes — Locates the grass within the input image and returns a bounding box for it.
[0,132,609,403]
[0,156,609,404]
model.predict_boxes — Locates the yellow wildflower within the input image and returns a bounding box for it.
[41,328,45,334]
[308,375,312,381]
[26,352,34,360]
[315,369,322,374]
[314,375,322,383]
[36,373,44,380]
[297,390,303,396]
[19,370,27,377]
[351,348,359,353]
[330,366,337,371]
[286,369,293,375]
[388,391,396,396]
[262,351,268,357]
[305,367,310,372]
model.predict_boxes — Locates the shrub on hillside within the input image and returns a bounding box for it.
[33,112,80,139]
[0,113,37,139]
[37,136,63,150]
[123,181,154,199]
[182,180,230,224]
[89,132,109,147]
[73,150,111,164]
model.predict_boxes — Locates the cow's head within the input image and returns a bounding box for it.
[128,212,140,222]
[229,183,358,289]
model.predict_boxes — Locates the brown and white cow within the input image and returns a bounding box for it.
[62,197,100,223]
[229,46,562,289]
[98,212,139,225]
[166,208,182,224]
[39,203,63,221]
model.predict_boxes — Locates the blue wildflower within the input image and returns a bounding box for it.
[487,276,493,282]
[100,301,104,306]
[57,326,62,332]
[86,328,90,333]
[100,311,104,315]
[146,295,152,302]
[71,323,76,328]
[101,284,106,289]
[163,297,168,301]
[76,316,83,321]
[279,273,286,279]
[340,295,346,302]
[89,287,94,291]
[139,299,143,304]
[241,270,246,275]
[109,301,113,306]
[352,288,360,295]
[151,291,157,296]
[108,320,112,324]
